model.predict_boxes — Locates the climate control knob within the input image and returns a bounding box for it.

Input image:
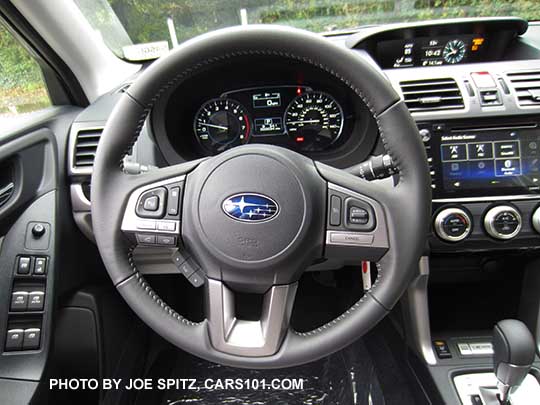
[484,205,522,240]
[434,208,472,242]
[532,207,540,234]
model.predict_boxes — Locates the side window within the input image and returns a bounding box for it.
[0,23,51,124]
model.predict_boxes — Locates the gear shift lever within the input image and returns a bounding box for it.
[492,320,535,403]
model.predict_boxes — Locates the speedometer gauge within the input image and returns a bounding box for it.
[284,91,344,152]
[194,98,250,154]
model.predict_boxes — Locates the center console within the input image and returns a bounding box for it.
[406,117,540,404]
[418,116,540,251]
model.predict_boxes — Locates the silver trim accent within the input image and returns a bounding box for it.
[206,278,297,357]
[433,207,472,242]
[121,175,185,237]
[325,183,389,249]
[454,373,540,405]
[402,257,437,366]
[70,183,91,211]
[484,205,522,240]
[326,231,374,246]
[434,194,540,203]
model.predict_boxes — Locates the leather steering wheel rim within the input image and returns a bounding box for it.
[91,25,431,369]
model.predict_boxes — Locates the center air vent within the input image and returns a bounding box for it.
[506,70,540,107]
[400,78,465,112]
[73,128,103,170]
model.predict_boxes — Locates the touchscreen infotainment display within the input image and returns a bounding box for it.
[440,129,540,193]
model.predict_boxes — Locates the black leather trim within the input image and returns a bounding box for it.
[493,319,536,367]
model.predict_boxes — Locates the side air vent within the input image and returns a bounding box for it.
[73,128,103,170]
[506,70,540,107]
[400,78,465,112]
[0,163,14,208]
[0,182,14,208]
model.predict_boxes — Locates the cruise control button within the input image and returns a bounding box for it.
[11,291,28,312]
[136,234,156,245]
[344,198,375,231]
[328,232,374,246]
[33,257,47,275]
[5,329,24,351]
[27,291,45,311]
[23,328,41,350]
[349,207,369,225]
[157,221,176,232]
[17,257,31,274]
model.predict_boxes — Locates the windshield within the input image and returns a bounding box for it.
[74,0,540,61]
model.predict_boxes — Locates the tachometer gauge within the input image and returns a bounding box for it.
[194,98,250,154]
[443,39,466,64]
[284,91,344,152]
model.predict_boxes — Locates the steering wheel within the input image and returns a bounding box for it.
[91,25,430,369]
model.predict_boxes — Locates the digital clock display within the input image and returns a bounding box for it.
[377,35,486,69]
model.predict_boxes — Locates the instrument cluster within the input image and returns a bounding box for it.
[193,86,345,155]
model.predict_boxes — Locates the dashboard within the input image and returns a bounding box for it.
[152,57,378,168]
[68,17,540,253]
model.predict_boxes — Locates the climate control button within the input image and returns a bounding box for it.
[484,205,522,240]
[434,208,472,242]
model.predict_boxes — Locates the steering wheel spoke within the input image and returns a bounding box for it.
[119,161,203,250]
[206,278,297,356]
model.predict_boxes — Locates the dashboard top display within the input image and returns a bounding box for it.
[377,35,487,69]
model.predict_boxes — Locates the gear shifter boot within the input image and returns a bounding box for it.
[493,320,536,403]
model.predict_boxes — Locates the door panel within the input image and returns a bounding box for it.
[0,107,80,404]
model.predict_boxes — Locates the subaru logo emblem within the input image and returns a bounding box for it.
[222,193,279,222]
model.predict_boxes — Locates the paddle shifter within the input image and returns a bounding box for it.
[492,320,536,403]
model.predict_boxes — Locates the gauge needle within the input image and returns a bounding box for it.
[287,119,321,124]
[200,123,228,131]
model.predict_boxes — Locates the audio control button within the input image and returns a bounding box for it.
[484,205,521,240]
[434,208,472,242]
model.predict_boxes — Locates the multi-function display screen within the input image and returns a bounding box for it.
[377,35,487,69]
[440,129,540,193]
